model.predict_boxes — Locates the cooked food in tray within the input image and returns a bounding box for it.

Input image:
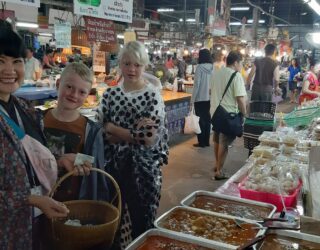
[136,235,213,250]
[158,208,260,247]
[259,234,320,249]
[190,195,273,221]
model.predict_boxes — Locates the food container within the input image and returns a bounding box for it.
[125,228,221,250]
[238,179,302,212]
[181,191,276,221]
[155,206,266,250]
[258,229,320,249]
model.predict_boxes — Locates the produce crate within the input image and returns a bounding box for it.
[243,133,260,150]
[244,118,274,135]
[238,179,302,212]
[283,107,320,127]
[249,101,277,119]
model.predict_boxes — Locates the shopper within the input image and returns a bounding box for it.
[42,48,55,69]
[96,41,169,249]
[210,51,246,180]
[299,58,320,104]
[174,56,187,79]
[43,62,108,202]
[0,20,69,250]
[191,48,213,147]
[288,58,301,103]
[247,44,280,101]
[25,47,42,81]
[165,54,174,69]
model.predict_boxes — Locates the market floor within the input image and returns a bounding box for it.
[157,99,296,216]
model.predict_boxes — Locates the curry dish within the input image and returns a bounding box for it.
[190,195,273,220]
[136,235,213,250]
[260,234,320,249]
[159,208,259,246]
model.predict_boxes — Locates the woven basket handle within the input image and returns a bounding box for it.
[49,167,121,215]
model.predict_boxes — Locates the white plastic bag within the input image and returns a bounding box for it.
[184,108,201,134]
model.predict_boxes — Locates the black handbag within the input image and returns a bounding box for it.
[211,71,244,137]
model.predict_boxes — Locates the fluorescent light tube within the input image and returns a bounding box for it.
[157,8,174,12]
[16,22,39,28]
[231,7,250,11]
[307,0,320,15]
[247,19,265,24]
[38,33,52,37]
[230,22,242,26]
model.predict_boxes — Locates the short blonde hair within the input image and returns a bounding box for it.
[118,41,149,66]
[60,62,93,85]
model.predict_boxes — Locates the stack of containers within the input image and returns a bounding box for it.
[243,101,277,154]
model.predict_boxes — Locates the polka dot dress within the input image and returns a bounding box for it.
[96,83,169,249]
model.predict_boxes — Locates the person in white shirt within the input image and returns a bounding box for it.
[210,51,247,180]
[24,48,41,81]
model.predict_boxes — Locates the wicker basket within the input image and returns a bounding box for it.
[48,168,121,250]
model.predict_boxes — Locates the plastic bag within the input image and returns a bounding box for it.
[184,108,201,134]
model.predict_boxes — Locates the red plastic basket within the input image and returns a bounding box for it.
[238,179,302,212]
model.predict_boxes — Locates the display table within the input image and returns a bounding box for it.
[14,87,57,101]
[215,163,304,215]
[162,90,191,137]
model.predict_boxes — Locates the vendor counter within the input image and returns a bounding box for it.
[161,90,191,137]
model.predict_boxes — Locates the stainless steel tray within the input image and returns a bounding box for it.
[181,190,276,220]
[155,206,266,250]
[258,229,320,249]
[125,228,222,250]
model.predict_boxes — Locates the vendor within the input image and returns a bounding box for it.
[299,58,320,105]
[24,47,41,81]
[287,58,301,103]
[42,48,56,69]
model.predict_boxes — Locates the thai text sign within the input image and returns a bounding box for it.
[84,17,116,43]
[54,22,71,48]
[93,50,106,73]
[74,0,133,23]
[5,0,40,7]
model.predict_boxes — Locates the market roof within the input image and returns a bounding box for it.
[144,0,317,26]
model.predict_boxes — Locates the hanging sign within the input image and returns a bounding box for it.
[74,0,133,23]
[4,0,40,7]
[54,22,71,48]
[84,16,116,43]
[93,50,106,73]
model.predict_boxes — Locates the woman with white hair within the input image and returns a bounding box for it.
[97,41,169,249]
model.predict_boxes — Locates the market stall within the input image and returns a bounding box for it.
[14,86,57,101]
[162,90,192,138]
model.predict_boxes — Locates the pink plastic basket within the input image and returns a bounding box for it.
[238,179,302,212]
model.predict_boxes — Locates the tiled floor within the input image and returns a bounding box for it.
[157,100,296,216]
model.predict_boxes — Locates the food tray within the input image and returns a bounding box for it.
[125,228,221,250]
[155,206,266,250]
[239,179,302,212]
[180,191,276,221]
[258,229,320,249]
[284,106,320,127]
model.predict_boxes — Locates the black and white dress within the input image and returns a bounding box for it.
[96,82,169,249]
